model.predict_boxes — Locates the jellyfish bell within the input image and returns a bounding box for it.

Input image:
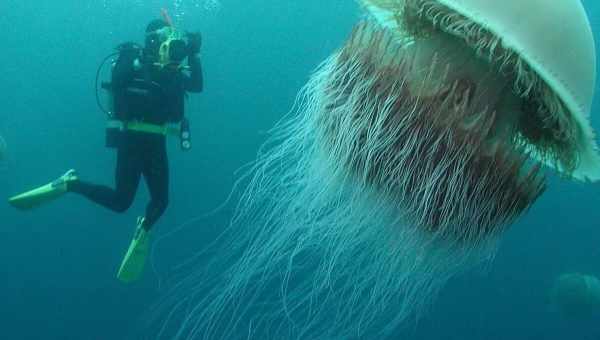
[364,0,600,181]
[154,0,599,339]
[551,273,600,318]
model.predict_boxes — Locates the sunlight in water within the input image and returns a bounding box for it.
[102,0,222,20]
[173,0,222,22]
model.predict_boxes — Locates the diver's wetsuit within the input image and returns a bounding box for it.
[69,45,203,229]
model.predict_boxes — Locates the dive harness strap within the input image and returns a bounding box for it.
[107,119,181,137]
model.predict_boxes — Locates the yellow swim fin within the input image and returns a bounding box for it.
[8,169,77,210]
[117,217,152,283]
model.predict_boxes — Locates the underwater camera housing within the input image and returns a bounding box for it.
[164,38,188,65]
[154,27,190,67]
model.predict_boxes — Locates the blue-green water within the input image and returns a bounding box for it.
[0,1,599,339]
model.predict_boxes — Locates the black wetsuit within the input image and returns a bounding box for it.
[69,45,203,229]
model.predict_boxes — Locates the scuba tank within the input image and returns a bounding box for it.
[96,43,193,151]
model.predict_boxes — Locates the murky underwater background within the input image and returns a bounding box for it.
[0,0,599,339]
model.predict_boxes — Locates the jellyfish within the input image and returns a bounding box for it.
[551,273,600,318]
[152,0,600,339]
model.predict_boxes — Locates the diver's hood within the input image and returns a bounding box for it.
[362,0,600,182]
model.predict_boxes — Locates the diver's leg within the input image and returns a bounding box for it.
[116,143,167,282]
[141,143,169,229]
[69,147,142,213]
[8,170,78,210]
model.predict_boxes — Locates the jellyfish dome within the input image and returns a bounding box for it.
[552,273,600,318]
[364,0,600,180]
[154,0,600,339]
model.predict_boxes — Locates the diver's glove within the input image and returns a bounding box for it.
[186,32,202,56]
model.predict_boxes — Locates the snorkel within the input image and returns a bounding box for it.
[161,8,174,27]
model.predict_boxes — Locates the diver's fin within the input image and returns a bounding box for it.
[8,169,77,210]
[117,217,151,283]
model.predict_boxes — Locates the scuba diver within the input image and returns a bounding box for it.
[8,13,203,283]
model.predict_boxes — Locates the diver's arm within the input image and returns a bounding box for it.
[184,53,204,93]
[184,32,203,93]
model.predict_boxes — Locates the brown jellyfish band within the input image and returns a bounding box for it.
[319,20,545,239]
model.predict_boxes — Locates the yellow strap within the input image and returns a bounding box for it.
[107,120,180,137]
[127,121,168,135]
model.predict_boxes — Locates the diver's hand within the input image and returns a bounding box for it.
[187,32,202,55]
